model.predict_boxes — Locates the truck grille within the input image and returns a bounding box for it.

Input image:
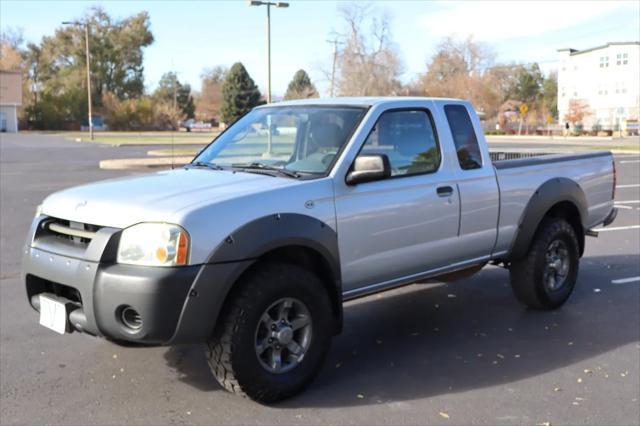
[39,217,103,245]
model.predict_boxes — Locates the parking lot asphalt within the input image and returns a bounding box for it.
[1,133,638,426]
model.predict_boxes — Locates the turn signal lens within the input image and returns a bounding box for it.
[176,232,188,265]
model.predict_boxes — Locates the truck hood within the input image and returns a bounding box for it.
[41,168,296,229]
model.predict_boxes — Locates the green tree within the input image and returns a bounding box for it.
[220,62,262,124]
[154,72,195,119]
[510,63,543,105]
[541,71,558,119]
[284,69,318,100]
[20,7,153,128]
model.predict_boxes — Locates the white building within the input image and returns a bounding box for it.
[0,70,22,133]
[557,42,639,133]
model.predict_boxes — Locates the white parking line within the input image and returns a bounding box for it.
[620,160,640,164]
[614,204,634,209]
[617,184,640,188]
[593,225,640,232]
[615,200,640,204]
[612,276,640,284]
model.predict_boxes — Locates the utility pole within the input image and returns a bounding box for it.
[84,24,93,141]
[173,72,177,110]
[327,37,342,98]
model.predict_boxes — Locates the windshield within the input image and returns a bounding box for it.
[193,106,367,176]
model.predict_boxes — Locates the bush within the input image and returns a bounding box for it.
[102,92,182,130]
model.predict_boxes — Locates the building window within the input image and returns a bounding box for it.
[617,54,622,65]
[600,56,609,68]
[623,53,628,65]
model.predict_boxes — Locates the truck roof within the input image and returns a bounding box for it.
[262,96,466,108]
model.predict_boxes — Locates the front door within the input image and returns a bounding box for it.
[334,108,460,294]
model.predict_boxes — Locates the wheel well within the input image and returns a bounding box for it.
[251,246,342,334]
[542,201,585,255]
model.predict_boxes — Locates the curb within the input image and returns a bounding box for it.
[99,156,193,170]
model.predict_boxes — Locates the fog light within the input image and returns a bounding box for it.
[121,306,142,331]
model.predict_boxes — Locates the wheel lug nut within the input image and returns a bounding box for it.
[276,345,281,350]
[271,324,276,330]
[268,338,273,343]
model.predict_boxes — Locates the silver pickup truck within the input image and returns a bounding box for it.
[23,97,617,402]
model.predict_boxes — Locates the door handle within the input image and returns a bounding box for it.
[437,185,454,197]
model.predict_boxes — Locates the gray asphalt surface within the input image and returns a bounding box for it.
[1,133,639,426]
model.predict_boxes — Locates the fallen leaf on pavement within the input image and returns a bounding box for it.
[439,412,450,419]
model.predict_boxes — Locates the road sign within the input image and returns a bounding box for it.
[519,103,529,116]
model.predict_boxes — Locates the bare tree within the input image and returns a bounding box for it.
[195,66,227,124]
[334,3,403,96]
[413,36,503,117]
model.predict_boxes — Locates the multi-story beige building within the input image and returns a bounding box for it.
[0,70,22,133]
[557,42,639,133]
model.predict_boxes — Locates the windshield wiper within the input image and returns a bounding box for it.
[231,162,301,179]
[188,161,224,171]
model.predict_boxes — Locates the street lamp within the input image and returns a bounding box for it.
[248,1,289,104]
[62,20,93,141]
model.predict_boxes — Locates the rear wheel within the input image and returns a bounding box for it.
[207,261,333,403]
[510,218,580,310]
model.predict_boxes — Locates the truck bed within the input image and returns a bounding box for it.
[490,151,615,258]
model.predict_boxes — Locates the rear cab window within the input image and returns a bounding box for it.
[360,109,441,177]
[444,105,483,170]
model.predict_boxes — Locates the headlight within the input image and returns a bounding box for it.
[117,223,190,267]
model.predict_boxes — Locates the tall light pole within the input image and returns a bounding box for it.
[62,20,93,140]
[248,1,289,104]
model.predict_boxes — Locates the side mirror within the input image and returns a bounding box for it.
[346,154,391,185]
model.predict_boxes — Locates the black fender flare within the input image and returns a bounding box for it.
[508,178,588,261]
[169,214,342,344]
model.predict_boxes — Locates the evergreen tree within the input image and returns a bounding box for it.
[284,69,318,100]
[220,62,262,124]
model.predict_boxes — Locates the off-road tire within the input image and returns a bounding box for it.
[510,218,580,310]
[206,261,333,403]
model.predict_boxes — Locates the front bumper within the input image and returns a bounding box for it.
[24,246,199,343]
[22,215,250,345]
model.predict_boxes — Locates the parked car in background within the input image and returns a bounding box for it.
[181,118,213,132]
[23,97,617,403]
[80,115,108,132]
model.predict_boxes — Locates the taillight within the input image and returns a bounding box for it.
[612,159,616,200]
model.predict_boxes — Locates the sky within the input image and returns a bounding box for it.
[2,0,639,97]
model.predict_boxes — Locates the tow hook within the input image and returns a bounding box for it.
[586,229,599,238]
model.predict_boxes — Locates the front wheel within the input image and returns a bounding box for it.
[509,218,580,310]
[207,261,333,403]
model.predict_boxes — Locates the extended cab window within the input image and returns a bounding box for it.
[360,110,440,176]
[444,104,483,170]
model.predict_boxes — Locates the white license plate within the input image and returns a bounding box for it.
[39,295,67,334]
